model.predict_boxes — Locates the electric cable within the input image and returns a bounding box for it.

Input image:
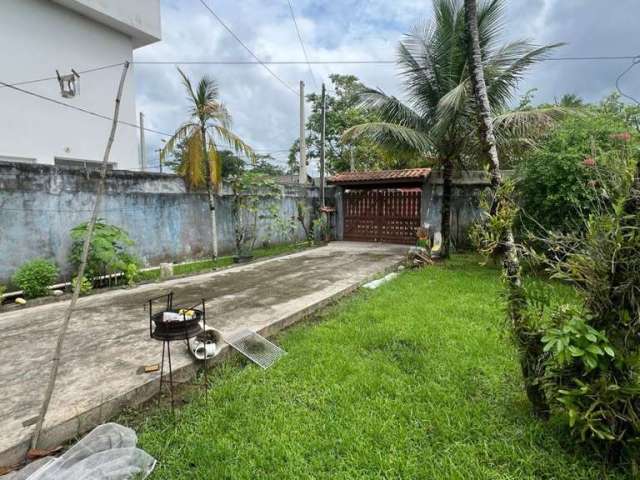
[286,0,318,89]
[197,0,297,95]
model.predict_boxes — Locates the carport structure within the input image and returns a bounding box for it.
[328,168,431,245]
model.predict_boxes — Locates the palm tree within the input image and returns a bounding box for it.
[464,0,548,417]
[161,68,255,259]
[344,0,562,257]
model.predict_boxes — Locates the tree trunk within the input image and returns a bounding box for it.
[207,184,218,260]
[464,0,549,418]
[440,158,453,258]
[30,63,130,450]
[201,126,218,260]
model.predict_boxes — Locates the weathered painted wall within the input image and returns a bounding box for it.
[0,163,317,284]
[422,170,493,249]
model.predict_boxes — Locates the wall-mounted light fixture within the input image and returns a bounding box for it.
[56,69,80,98]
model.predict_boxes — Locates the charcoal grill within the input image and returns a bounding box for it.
[147,292,208,412]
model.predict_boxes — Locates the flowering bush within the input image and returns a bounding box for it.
[516,112,637,236]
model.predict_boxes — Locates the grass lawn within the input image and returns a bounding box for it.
[130,255,628,479]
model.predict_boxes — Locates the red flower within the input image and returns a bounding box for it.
[583,157,596,167]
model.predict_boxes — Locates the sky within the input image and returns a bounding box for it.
[132,0,640,172]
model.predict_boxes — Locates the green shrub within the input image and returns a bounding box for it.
[71,275,93,296]
[516,111,637,235]
[0,284,6,298]
[123,263,139,286]
[528,198,640,456]
[12,259,58,298]
[70,219,139,279]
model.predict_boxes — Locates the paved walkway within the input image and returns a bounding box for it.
[0,242,406,464]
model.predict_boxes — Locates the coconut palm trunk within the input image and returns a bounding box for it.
[464,0,549,418]
[440,158,454,257]
[200,124,218,259]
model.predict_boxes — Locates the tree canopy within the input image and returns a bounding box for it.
[288,74,423,174]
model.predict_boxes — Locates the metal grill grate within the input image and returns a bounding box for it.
[224,329,286,369]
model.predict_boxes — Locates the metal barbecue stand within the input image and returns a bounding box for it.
[148,292,208,413]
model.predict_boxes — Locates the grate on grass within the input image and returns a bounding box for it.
[224,329,286,369]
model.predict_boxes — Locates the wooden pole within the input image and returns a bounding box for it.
[298,80,307,184]
[29,62,131,450]
[320,83,326,208]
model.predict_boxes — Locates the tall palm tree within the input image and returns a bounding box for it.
[161,68,255,259]
[464,0,548,417]
[344,0,562,257]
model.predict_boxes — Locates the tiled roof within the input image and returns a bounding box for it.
[328,168,431,185]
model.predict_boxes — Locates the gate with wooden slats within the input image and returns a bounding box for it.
[343,189,421,244]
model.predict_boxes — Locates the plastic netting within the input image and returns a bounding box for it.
[24,423,155,480]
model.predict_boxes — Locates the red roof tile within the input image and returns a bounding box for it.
[327,168,431,185]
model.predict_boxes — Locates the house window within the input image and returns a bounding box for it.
[54,157,115,170]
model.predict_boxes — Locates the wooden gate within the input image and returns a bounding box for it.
[343,189,421,244]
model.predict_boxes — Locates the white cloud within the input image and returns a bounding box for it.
[134,0,640,171]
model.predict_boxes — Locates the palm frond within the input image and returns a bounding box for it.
[209,125,256,162]
[202,101,232,129]
[177,67,199,110]
[208,144,222,193]
[343,122,432,153]
[159,122,198,165]
[433,79,472,134]
[486,42,564,110]
[359,88,426,130]
[178,130,206,188]
[493,106,572,138]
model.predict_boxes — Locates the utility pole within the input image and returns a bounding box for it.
[139,112,146,171]
[320,82,326,208]
[298,80,307,184]
[350,146,355,172]
[155,147,163,173]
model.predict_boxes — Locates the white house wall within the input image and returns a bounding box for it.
[52,0,162,47]
[0,0,141,170]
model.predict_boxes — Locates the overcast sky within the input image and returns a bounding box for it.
[133,0,640,171]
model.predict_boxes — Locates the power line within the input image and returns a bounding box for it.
[0,62,126,89]
[197,0,297,95]
[133,55,640,65]
[6,55,639,89]
[286,0,318,89]
[0,78,173,137]
[615,54,640,105]
[0,77,297,155]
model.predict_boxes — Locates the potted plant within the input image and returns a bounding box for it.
[230,172,281,263]
[312,213,332,244]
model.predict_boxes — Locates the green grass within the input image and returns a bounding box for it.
[137,242,312,281]
[130,255,628,479]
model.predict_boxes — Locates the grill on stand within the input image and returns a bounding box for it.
[148,292,208,413]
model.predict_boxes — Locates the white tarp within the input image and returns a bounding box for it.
[15,423,155,480]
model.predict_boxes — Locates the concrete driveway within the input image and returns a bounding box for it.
[0,242,407,465]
